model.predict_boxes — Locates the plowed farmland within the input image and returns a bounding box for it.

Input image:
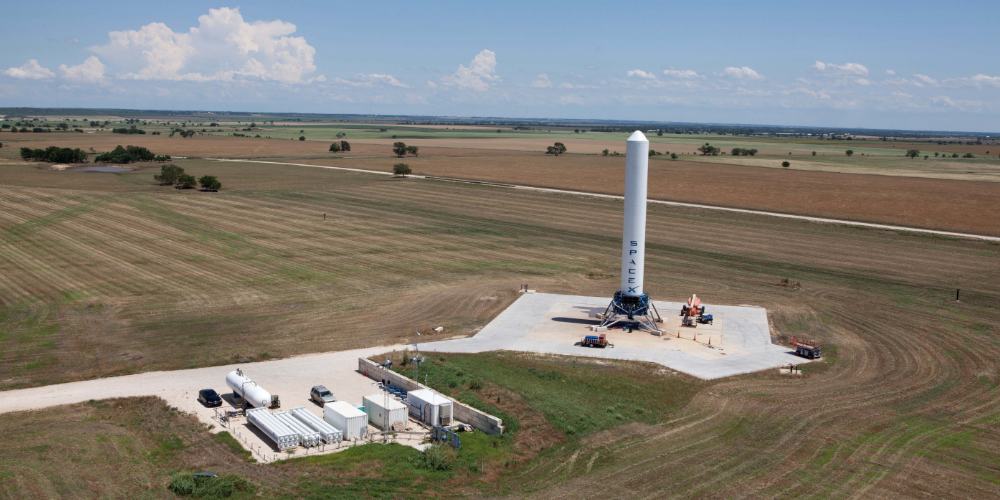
[2,133,1000,498]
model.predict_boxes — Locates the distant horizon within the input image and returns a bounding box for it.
[2,106,996,137]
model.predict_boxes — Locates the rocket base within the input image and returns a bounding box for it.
[599,291,663,332]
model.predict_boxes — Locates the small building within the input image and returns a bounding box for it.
[406,389,454,427]
[363,393,408,431]
[324,401,368,440]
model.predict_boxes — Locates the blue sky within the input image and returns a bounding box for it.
[3,0,999,132]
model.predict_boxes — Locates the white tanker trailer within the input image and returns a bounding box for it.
[226,369,273,408]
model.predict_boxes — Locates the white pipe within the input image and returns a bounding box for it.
[621,131,650,296]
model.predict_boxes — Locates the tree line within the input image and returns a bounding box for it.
[94,145,169,164]
[154,164,221,191]
[20,146,87,163]
[112,126,146,135]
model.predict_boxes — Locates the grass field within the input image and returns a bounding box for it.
[2,118,1000,498]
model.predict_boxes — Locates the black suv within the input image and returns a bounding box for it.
[198,389,223,407]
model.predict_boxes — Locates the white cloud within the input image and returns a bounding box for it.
[362,73,408,87]
[662,69,703,79]
[3,59,56,79]
[891,91,912,98]
[59,56,106,83]
[438,49,499,91]
[720,66,763,80]
[787,87,831,100]
[885,69,896,76]
[91,7,317,83]
[913,74,938,85]
[332,74,407,88]
[945,74,1000,88]
[626,69,657,80]
[932,95,955,106]
[813,61,869,76]
[735,87,770,96]
[529,74,552,88]
[66,38,79,44]
[854,78,871,86]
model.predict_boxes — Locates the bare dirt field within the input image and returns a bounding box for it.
[1,154,1000,497]
[296,154,1000,235]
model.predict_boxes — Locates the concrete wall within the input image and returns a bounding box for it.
[358,358,505,435]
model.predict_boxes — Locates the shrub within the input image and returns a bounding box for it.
[329,142,340,152]
[177,174,198,189]
[845,150,854,156]
[299,136,305,141]
[963,153,975,158]
[154,164,185,185]
[167,473,254,498]
[545,142,567,156]
[393,163,411,176]
[420,444,455,471]
[199,175,222,191]
[782,161,790,168]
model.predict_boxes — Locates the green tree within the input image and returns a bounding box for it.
[198,175,222,191]
[340,141,350,152]
[393,163,411,176]
[731,147,742,156]
[176,174,197,189]
[782,161,790,168]
[406,145,419,157]
[670,153,678,159]
[697,144,719,155]
[153,164,185,185]
[329,142,341,152]
[845,150,854,156]
[905,149,920,158]
[393,142,408,157]
[812,151,817,156]
[299,136,305,141]
[602,149,609,156]
[545,142,567,156]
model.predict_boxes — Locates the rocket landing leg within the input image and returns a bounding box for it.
[600,291,663,333]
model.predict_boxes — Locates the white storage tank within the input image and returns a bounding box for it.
[245,408,298,450]
[406,389,454,427]
[225,369,271,408]
[363,393,408,431]
[290,406,343,444]
[324,401,368,440]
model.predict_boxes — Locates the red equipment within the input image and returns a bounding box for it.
[790,336,822,359]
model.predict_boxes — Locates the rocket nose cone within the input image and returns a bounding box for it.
[627,130,647,142]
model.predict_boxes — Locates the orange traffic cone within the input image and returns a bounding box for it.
[677,330,680,338]
[708,337,711,345]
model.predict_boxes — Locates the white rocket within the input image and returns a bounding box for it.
[620,131,649,297]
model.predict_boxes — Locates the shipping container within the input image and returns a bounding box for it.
[290,406,343,444]
[324,401,368,440]
[406,389,454,427]
[363,393,408,431]
[246,408,298,449]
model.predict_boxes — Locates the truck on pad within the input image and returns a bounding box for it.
[581,334,613,348]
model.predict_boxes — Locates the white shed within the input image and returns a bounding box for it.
[406,389,454,427]
[324,401,368,440]
[363,393,408,431]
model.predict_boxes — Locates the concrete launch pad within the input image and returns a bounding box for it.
[420,293,811,380]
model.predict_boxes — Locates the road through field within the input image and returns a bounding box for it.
[215,158,1000,242]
